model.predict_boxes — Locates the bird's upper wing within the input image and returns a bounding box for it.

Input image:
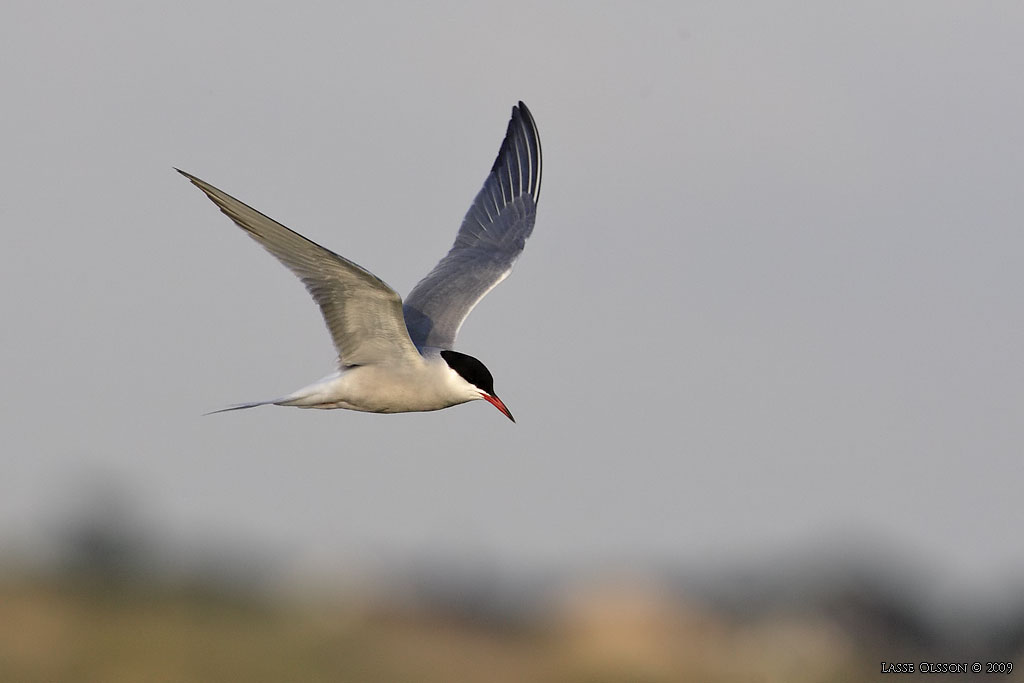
[179,170,421,368]
[402,101,542,350]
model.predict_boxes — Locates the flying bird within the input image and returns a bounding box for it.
[179,102,541,422]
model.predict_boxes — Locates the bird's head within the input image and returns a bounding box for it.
[440,350,514,422]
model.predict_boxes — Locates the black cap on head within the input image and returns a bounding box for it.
[440,350,495,394]
[441,350,515,422]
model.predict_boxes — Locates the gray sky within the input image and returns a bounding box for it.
[3,2,1023,599]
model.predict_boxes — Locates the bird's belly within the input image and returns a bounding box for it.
[290,365,466,414]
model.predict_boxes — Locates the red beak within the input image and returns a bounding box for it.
[481,393,515,422]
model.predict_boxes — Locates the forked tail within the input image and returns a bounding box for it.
[205,372,342,415]
[204,398,281,415]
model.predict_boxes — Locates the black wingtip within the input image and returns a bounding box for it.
[513,101,535,127]
[486,101,542,204]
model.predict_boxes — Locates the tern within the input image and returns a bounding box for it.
[180,102,541,422]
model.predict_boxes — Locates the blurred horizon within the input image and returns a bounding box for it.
[8,476,1024,639]
[3,492,1022,681]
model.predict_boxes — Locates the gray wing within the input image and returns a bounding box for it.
[179,170,421,367]
[403,101,542,349]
